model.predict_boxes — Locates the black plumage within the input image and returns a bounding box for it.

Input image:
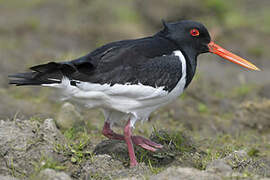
[9,20,212,92]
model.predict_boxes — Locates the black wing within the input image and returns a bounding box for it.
[9,35,182,92]
[68,35,182,92]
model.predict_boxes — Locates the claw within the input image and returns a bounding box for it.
[137,143,157,152]
[132,135,163,151]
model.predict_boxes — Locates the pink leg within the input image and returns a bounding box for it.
[102,121,124,140]
[102,121,163,152]
[124,119,138,167]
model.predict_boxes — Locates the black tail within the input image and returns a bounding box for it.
[9,62,76,86]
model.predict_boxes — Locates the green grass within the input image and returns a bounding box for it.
[248,148,260,157]
[148,159,165,174]
[135,128,198,168]
[55,127,94,164]
[33,156,66,173]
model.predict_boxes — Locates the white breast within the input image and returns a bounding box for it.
[162,50,187,102]
[43,50,187,127]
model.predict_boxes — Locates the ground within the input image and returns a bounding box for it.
[0,0,270,179]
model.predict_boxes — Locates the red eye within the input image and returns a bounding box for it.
[190,28,200,36]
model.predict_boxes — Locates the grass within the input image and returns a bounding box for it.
[55,127,94,164]
[4,110,270,179]
[134,128,198,169]
[89,173,111,180]
[30,155,67,179]
[148,159,165,174]
[34,156,66,172]
[29,116,44,123]
[248,148,260,157]
[194,130,270,174]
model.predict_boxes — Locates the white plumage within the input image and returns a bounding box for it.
[43,50,187,127]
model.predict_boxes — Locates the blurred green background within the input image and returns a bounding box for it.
[1,0,269,119]
[1,0,270,118]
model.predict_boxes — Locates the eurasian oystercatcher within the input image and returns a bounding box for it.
[9,20,260,167]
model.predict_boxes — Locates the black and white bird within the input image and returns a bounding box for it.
[9,20,259,167]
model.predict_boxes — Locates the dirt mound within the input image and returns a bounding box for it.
[0,118,66,178]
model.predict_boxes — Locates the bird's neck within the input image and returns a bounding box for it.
[155,32,197,88]
[180,46,198,88]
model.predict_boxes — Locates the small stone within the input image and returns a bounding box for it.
[40,118,66,145]
[233,150,247,158]
[206,159,232,175]
[56,102,84,130]
[37,169,72,180]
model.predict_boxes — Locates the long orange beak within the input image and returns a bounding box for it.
[208,41,260,71]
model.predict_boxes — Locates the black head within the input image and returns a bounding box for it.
[159,20,260,71]
[160,20,211,57]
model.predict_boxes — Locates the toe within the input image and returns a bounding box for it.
[132,136,163,151]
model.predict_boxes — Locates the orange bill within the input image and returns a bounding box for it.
[208,41,260,71]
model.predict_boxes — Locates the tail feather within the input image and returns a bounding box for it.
[9,62,76,86]
[8,72,36,79]
[9,78,59,86]
[30,62,60,72]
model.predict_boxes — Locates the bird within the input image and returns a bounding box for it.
[9,20,260,167]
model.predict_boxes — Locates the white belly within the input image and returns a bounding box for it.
[43,50,187,127]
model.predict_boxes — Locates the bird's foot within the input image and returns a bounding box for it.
[102,121,124,140]
[102,121,163,152]
[131,135,163,152]
[129,158,139,167]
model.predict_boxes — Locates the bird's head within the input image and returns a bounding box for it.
[161,20,260,71]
